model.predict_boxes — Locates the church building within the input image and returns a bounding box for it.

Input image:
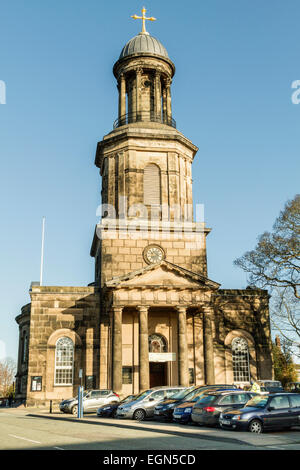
[15,10,273,406]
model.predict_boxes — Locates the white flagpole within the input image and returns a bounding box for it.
[40,217,45,286]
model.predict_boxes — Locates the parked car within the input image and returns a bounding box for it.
[97,395,136,418]
[155,384,236,422]
[285,382,300,393]
[0,398,7,407]
[153,386,198,421]
[191,390,256,426]
[257,380,284,393]
[219,392,300,433]
[172,385,237,424]
[59,389,120,415]
[116,386,185,421]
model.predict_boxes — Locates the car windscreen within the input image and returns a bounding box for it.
[122,395,135,403]
[196,394,217,405]
[170,387,195,400]
[245,395,269,408]
[133,390,152,401]
[183,388,207,401]
[74,391,88,400]
[258,381,282,388]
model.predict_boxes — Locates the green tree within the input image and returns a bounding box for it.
[272,339,298,387]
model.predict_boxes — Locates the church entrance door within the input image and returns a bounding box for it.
[149,362,167,388]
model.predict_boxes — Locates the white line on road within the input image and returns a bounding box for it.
[8,434,41,444]
[53,447,64,450]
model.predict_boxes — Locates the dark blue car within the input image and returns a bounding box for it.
[172,387,237,424]
[97,394,136,418]
[219,392,300,433]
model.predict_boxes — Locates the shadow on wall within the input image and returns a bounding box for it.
[213,291,272,381]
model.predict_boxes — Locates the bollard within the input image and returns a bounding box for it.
[77,386,83,418]
[49,400,52,414]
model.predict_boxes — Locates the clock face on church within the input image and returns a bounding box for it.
[143,245,165,264]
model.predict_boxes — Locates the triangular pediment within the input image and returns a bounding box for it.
[105,261,220,290]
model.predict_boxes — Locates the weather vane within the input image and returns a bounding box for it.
[131,7,156,35]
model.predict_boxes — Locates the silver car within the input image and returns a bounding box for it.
[59,389,120,415]
[116,386,186,421]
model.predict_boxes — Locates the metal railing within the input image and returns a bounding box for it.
[113,111,176,129]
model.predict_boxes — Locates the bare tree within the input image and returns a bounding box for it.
[271,289,300,358]
[0,358,16,396]
[234,194,300,299]
[234,195,300,356]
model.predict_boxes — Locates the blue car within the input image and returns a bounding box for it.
[219,392,300,433]
[97,395,136,418]
[173,387,237,424]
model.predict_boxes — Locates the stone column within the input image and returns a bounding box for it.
[154,71,161,121]
[165,78,172,123]
[112,306,123,394]
[162,84,167,123]
[118,74,126,124]
[176,306,189,387]
[203,306,215,385]
[137,306,150,391]
[136,67,143,121]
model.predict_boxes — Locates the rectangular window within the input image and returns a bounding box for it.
[55,369,73,385]
[290,395,300,408]
[122,367,132,384]
[21,376,27,393]
[269,395,290,409]
[189,368,194,385]
[85,375,96,390]
[31,376,42,392]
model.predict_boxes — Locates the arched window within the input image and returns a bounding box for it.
[148,334,167,353]
[22,333,28,363]
[55,337,74,385]
[143,164,161,206]
[231,337,250,382]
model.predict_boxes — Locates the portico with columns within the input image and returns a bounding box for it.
[98,261,220,395]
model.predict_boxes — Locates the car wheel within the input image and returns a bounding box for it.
[112,409,117,418]
[133,409,146,421]
[248,419,263,433]
[71,405,78,416]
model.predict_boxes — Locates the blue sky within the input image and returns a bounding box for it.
[0,0,299,361]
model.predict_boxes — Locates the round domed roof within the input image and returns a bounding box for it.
[119,33,169,59]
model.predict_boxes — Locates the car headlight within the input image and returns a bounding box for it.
[102,407,110,410]
[232,415,241,421]
[184,407,192,413]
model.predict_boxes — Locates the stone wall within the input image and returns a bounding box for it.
[97,232,208,285]
[213,288,273,382]
[23,286,100,406]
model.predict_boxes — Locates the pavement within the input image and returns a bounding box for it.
[1,407,300,450]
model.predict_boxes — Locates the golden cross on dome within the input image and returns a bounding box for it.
[131,7,156,35]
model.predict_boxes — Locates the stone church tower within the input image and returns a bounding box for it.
[15,12,273,405]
